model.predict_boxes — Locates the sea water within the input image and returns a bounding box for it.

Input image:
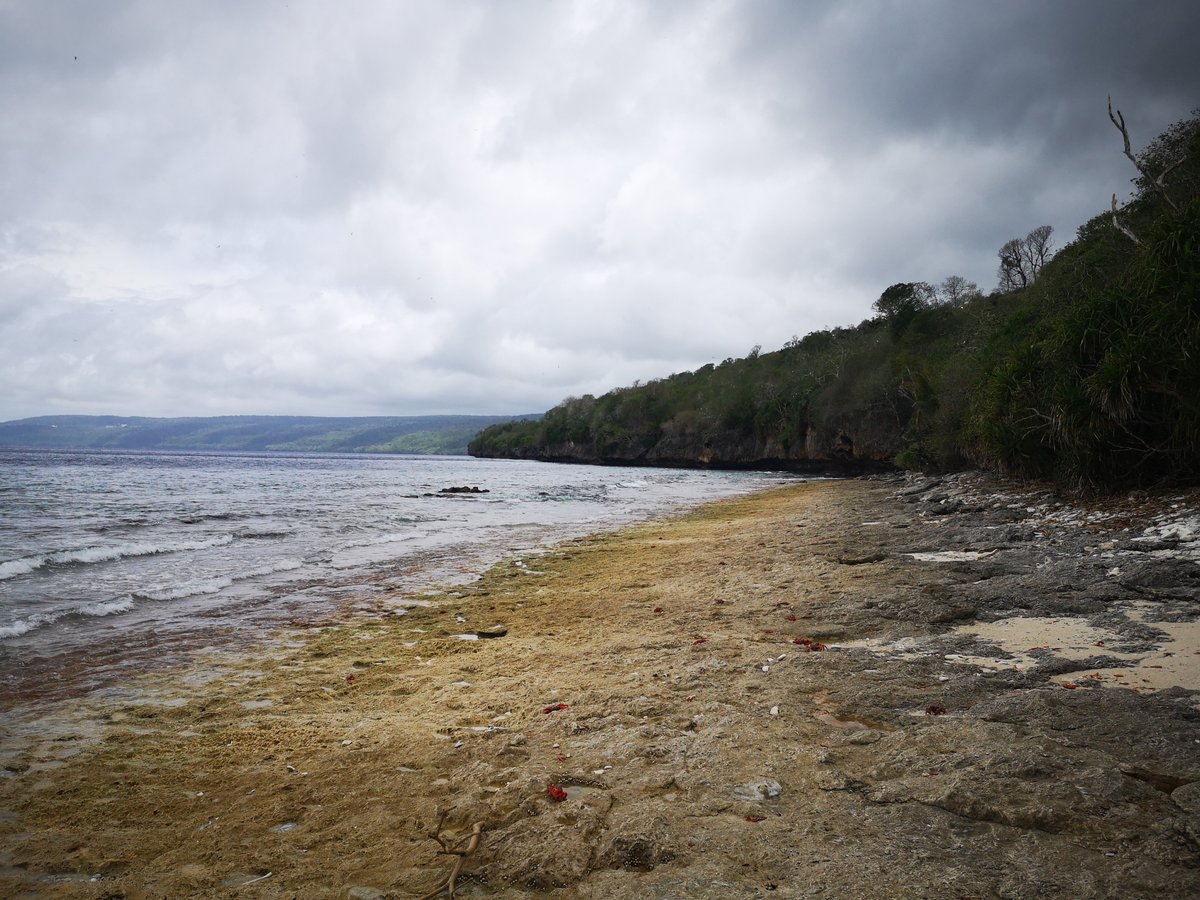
[0,449,787,702]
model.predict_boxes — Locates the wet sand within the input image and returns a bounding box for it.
[1,475,1198,898]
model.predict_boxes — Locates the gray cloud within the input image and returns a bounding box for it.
[1,0,1197,419]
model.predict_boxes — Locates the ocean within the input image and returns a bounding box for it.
[0,449,789,704]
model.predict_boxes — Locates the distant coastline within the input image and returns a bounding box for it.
[0,413,540,456]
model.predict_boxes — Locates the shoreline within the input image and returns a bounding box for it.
[1,459,787,709]
[1,474,1198,897]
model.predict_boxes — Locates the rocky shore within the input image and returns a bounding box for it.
[1,473,1197,898]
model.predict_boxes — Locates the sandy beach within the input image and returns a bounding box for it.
[2,474,1198,898]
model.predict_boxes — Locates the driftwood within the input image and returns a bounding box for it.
[415,811,485,899]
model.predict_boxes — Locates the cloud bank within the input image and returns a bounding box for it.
[2,0,1197,418]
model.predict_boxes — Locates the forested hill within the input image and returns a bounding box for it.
[471,109,1200,488]
[0,414,539,456]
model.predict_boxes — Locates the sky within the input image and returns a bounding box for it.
[2,0,1198,421]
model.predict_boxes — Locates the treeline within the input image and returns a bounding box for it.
[471,108,1200,488]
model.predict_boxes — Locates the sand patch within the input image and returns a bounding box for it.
[948,605,1200,695]
[907,549,997,562]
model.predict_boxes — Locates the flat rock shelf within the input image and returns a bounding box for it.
[1,474,1197,898]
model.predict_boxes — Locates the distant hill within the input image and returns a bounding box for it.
[0,414,541,456]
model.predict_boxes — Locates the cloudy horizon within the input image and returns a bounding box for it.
[2,0,1197,421]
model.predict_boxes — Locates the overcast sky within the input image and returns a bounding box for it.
[1,0,1197,420]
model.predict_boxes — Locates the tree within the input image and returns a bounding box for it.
[872,281,935,318]
[938,275,982,306]
[996,225,1053,292]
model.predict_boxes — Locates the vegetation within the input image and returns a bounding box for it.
[473,109,1200,489]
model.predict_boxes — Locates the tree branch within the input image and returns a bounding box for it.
[1111,194,1141,244]
[1109,96,1179,212]
[417,813,485,900]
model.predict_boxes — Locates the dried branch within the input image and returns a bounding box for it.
[1108,96,1135,165]
[1111,194,1141,245]
[429,809,452,853]
[416,813,485,900]
[1109,96,1180,212]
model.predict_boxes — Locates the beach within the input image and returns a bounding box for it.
[1,474,1198,898]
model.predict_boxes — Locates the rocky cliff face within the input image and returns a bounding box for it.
[472,408,902,474]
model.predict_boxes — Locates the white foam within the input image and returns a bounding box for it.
[0,535,235,581]
[0,556,45,580]
[0,594,137,639]
[140,560,302,601]
[0,613,53,638]
[78,596,136,617]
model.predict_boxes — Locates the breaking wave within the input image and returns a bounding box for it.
[0,535,235,582]
[0,595,136,639]
[136,559,303,602]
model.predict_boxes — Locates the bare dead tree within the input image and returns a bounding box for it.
[1108,96,1183,213]
[938,275,981,307]
[996,226,1053,292]
[1023,225,1054,273]
[997,238,1027,292]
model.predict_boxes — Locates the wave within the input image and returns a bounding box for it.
[1,557,306,639]
[235,526,294,539]
[335,532,423,551]
[177,512,238,524]
[0,535,235,582]
[135,559,303,602]
[0,557,42,579]
[0,595,135,639]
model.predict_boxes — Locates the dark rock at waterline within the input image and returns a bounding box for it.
[437,486,490,494]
